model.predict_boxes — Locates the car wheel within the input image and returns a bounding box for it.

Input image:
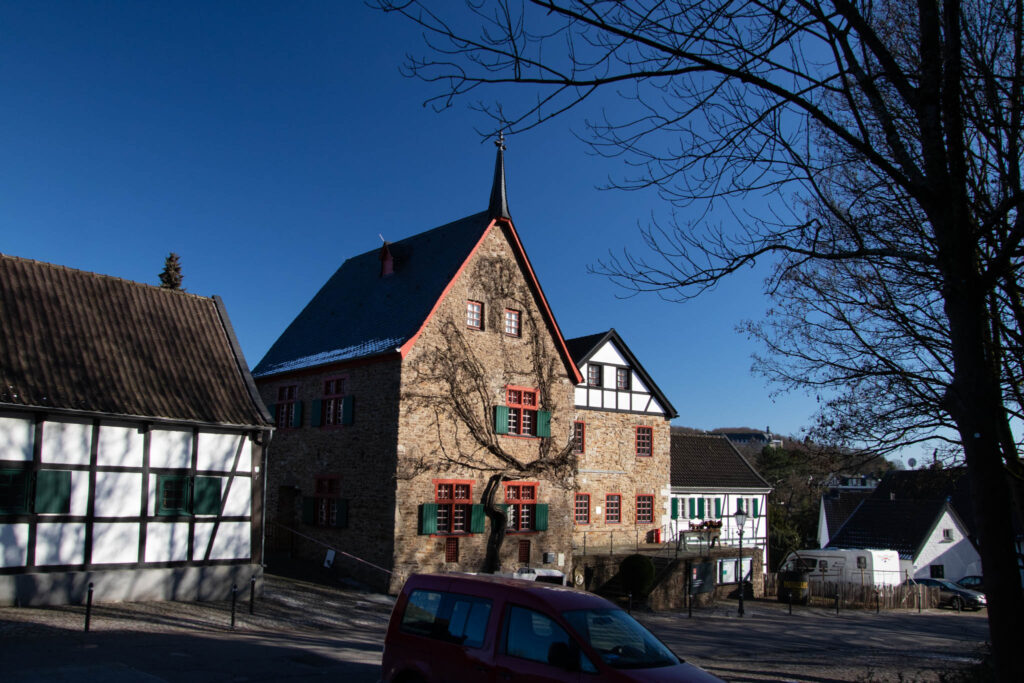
[951,596,964,611]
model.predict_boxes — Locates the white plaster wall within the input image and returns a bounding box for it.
[574,387,588,405]
[97,423,144,468]
[202,521,251,560]
[35,522,86,566]
[591,343,628,367]
[146,523,190,563]
[41,419,91,465]
[197,432,243,472]
[913,510,982,579]
[68,469,91,517]
[0,524,29,567]
[149,428,192,469]
[221,478,252,517]
[94,471,143,517]
[0,415,33,461]
[92,523,140,564]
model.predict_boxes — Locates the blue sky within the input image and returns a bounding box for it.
[2,2,827,445]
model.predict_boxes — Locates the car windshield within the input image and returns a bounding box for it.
[562,608,680,670]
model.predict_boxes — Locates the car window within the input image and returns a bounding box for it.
[400,589,493,648]
[503,604,595,672]
[563,608,679,670]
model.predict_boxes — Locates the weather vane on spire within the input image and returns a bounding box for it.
[494,131,506,151]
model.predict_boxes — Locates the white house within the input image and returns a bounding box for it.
[668,432,771,580]
[827,498,981,581]
[0,255,272,606]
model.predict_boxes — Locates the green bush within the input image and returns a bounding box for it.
[619,554,656,597]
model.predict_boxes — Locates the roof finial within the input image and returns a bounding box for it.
[488,131,511,220]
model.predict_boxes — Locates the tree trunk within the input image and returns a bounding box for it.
[481,473,508,574]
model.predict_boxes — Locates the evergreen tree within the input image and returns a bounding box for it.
[159,252,183,290]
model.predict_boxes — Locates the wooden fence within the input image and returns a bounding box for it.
[765,572,939,610]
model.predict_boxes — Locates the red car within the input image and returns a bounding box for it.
[381,572,723,682]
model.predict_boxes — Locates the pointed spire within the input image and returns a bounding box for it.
[487,132,511,220]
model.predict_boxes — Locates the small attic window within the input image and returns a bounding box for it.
[380,243,394,277]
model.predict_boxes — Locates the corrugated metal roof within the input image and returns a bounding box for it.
[0,254,268,427]
[253,212,492,377]
[670,433,771,489]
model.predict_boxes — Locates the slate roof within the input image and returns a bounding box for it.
[820,489,873,543]
[0,254,269,427]
[826,498,952,559]
[670,433,771,489]
[564,328,679,419]
[253,212,492,377]
[870,469,977,537]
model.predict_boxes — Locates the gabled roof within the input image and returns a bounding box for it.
[871,469,977,539]
[821,489,873,542]
[826,498,957,559]
[565,328,678,418]
[670,433,771,489]
[254,148,582,384]
[0,254,269,427]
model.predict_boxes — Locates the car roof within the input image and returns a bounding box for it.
[402,572,614,611]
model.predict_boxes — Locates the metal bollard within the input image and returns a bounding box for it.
[628,592,633,614]
[231,583,238,630]
[834,593,839,615]
[788,591,793,615]
[84,582,94,632]
[249,575,256,615]
[876,591,880,614]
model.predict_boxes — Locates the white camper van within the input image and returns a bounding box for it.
[781,549,902,586]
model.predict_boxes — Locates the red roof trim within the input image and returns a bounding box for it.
[398,217,584,385]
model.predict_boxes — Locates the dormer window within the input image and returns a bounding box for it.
[587,364,603,387]
[616,367,630,391]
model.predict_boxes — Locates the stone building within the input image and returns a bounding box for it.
[253,144,583,593]
[564,329,678,558]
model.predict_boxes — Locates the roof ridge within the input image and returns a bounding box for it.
[0,253,211,301]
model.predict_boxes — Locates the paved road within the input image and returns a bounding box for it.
[0,575,988,682]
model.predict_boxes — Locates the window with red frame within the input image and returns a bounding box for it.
[504,309,521,336]
[466,300,483,330]
[636,495,654,524]
[300,475,347,528]
[323,378,350,426]
[518,539,531,563]
[616,367,631,390]
[275,385,299,429]
[575,493,590,524]
[505,388,538,436]
[436,481,473,535]
[445,537,459,562]
[635,426,653,457]
[505,483,537,531]
[572,421,585,454]
[605,494,621,524]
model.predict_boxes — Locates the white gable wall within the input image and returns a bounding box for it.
[576,339,666,415]
[911,509,982,580]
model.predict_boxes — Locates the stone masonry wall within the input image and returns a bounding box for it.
[257,359,401,591]
[572,409,672,555]
[391,222,577,593]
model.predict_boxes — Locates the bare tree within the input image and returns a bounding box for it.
[400,254,576,573]
[375,1,1024,677]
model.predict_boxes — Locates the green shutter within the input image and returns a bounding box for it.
[341,396,354,425]
[494,406,509,434]
[302,496,317,524]
[335,499,349,528]
[496,503,509,524]
[688,498,695,518]
[470,504,486,533]
[753,498,760,518]
[311,399,323,427]
[534,503,549,531]
[536,410,551,437]
[34,470,71,514]
[291,401,303,428]
[697,498,705,518]
[420,503,439,535]
[671,498,679,520]
[156,475,191,516]
[715,498,722,519]
[193,477,222,515]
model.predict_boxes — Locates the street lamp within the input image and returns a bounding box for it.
[735,504,749,617]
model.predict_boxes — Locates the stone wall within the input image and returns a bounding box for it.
[257,359,402,591]
[572,410,672,552]
[390,222,578,593]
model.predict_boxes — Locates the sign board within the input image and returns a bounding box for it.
[689,561,716,595]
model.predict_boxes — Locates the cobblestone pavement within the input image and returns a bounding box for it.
[0,574,989,682]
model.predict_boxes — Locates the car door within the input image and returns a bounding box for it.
[433,592,497,683]
[490,604,586,683]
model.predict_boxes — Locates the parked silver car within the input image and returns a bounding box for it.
[908,577,987,610]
